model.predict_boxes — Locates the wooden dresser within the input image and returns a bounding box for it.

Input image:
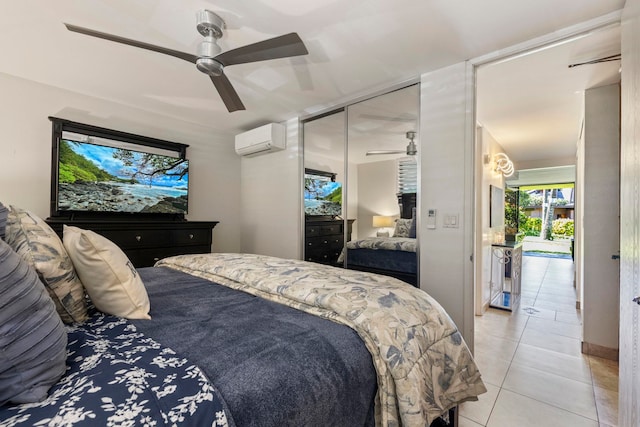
[304,218,354,266]
[46,219,218,268]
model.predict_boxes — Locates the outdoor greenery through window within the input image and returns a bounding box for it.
[509,185,575,241]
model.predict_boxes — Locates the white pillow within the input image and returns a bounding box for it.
[62,225,151,320]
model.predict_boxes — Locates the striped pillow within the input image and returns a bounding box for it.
[0,202,7,240]
[0,239,68,405]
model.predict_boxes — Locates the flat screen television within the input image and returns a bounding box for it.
[54,139,189,216]
[304,173,342,217]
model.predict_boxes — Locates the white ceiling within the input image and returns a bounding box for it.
[304,84,419,164]
[0,0,625,158]
[477,24,621,166]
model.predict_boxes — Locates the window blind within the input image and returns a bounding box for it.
[397,157,417,194]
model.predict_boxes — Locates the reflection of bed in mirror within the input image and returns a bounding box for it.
[339,236,417,286]
[339,216,417,286]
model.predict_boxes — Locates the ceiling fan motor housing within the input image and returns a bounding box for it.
[406,131,417,155]
[196,38,223,75]
[195,10,225,76]
[196,10,224,38]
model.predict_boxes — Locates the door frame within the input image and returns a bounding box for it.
[467,11,622,323]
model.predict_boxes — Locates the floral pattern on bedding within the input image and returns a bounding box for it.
[0,313,232,427]
[337,237,416,263]
[157,253,486,427]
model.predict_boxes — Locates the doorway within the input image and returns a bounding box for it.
[464,19,621,427]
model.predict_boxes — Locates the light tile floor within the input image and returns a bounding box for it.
[461,255,619,427]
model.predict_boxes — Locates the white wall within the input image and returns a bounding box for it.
[619,0,640,423]
[419,62,475,346]
[475,127,507,314]
[0,72,241,252]
[357,159,398,238]
[581,83,620,354]
[239,118,301,259]
[575,124,585,311]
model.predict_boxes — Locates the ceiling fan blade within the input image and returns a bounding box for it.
[210,74,245,112]
[358,113,416,123]
[65,23,199,64]
[215,33,308,66]
[366,150,406,156]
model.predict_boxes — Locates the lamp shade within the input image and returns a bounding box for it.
[372,215,394,228]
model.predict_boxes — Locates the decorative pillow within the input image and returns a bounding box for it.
[393,218,413,238]
[63,225,151,320]
[0,202,7,240]
[5,206,88,324]
[0,239,68,406]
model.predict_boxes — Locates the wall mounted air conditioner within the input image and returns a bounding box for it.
[235,123,286,156]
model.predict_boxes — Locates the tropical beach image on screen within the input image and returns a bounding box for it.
[304,176,342,216]
[57,140,189,214]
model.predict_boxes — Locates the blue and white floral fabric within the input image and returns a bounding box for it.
[0,313,233,427]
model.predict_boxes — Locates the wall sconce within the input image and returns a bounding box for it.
[484,153,515,177]
[372,215,394,237]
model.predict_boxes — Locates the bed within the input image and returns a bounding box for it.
[0,205,486,427]
[339,236,417,286]
[339,215,418,286]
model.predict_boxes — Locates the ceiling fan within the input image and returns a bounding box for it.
[64,10,309,112]
[366,131,417,156]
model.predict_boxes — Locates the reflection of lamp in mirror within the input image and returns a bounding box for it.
[373,215,394,237]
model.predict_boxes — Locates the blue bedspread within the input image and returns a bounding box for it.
[132,266,378,427]
[0,312,232,427]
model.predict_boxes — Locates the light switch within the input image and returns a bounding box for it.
[443,213,459,228]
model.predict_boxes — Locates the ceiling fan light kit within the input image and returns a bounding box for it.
[64,10,308,112]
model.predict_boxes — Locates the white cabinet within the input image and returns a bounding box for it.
[489,241,522,311]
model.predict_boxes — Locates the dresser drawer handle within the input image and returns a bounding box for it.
[189,234,194,239]
[135,235,142,242]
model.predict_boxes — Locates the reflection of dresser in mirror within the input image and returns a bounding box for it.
[304,219,355,266]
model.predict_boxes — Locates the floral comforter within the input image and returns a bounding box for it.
[0,313,232,427]
[337,237,417,264]
[346,236,417,252]
[157,253,486,427]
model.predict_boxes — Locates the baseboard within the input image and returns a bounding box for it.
[482,300,489,313]
[581,341,619,361]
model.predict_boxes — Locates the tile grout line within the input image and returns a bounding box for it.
[484,256,602,426]
[483,311,531,426]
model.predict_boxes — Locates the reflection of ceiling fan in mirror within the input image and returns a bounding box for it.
[358,113,416,123]
[366,131,417,156]
[64,10,308,112]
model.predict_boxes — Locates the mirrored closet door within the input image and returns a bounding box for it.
[303,84,419,286]
[302,110,348,266]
